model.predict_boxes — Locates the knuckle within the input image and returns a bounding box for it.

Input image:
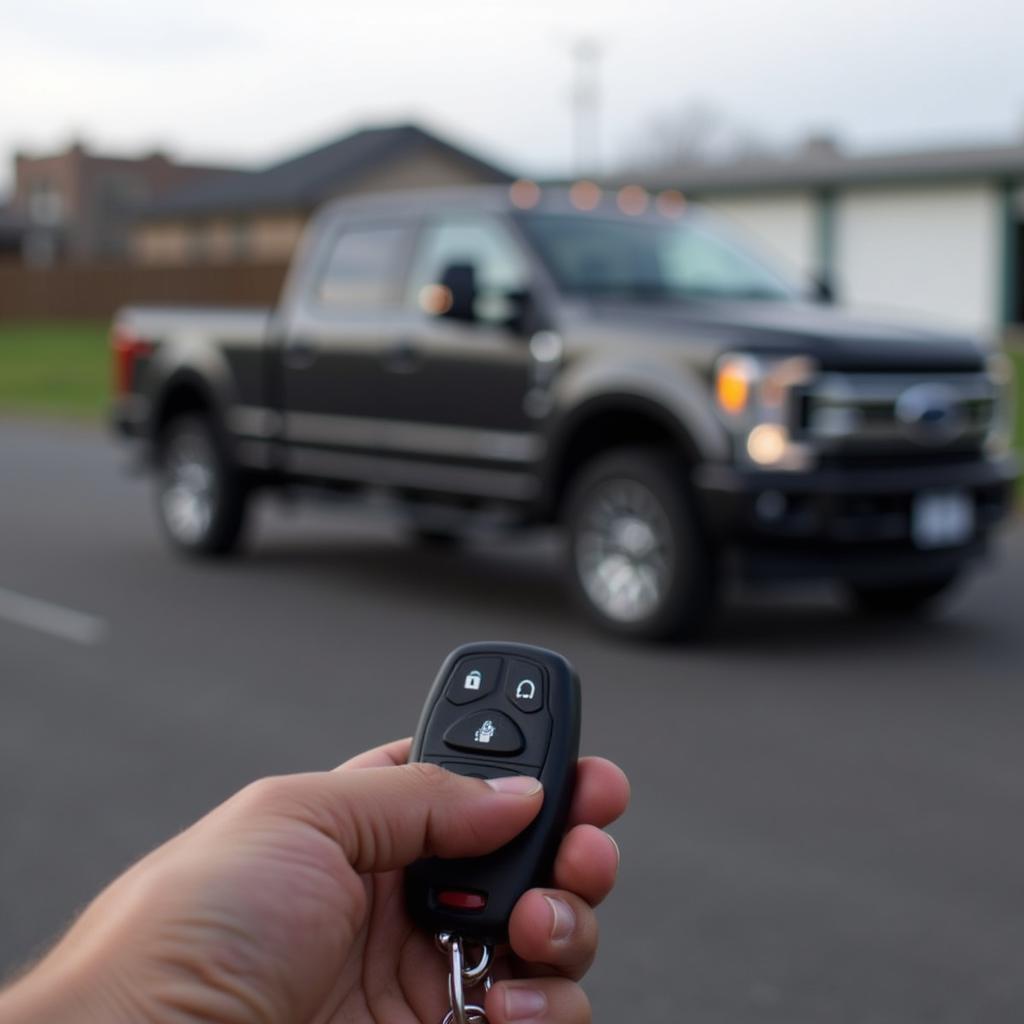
[234,775,296,815]
[403,761,451,789]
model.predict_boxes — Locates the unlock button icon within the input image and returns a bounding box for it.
[464,670,482,691]
[506,660,543,712]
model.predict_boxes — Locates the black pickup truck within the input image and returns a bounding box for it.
[112,185,1016,639]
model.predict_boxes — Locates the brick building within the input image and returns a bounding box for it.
[11,143,235,265]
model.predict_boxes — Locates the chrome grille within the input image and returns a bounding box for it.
[799,372,996,454]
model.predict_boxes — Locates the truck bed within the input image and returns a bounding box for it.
[115,305,272,341]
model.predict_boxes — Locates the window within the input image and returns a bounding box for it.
[316,225,409,310]
[186,221,206,264]
[519,213,796,301]
[406,216,530,324]
[232,219,249,261]
[27,180,64,226]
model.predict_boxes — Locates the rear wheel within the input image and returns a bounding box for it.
[846,573,960,616]
[564,447,716,640]
[156,413,247,556]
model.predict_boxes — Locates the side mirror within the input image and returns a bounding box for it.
[439,262,477,321]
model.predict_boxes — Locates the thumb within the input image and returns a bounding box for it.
[253,763,544,873]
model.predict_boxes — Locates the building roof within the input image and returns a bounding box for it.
[631,140,1024,194]
[146,123,514,218]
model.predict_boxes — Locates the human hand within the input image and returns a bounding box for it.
[1,739,628,1024]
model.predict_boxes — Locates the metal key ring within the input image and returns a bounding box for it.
[445,935,467,1024]
[437,933,493,1024]
[436,934,492,985]
[461,943,492,984]
[441,1007,487,1024]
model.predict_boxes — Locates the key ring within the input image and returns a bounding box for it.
[436,932,493,1024]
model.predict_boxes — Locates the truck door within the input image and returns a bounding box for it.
[386,214,539,473]
[279,221,419,478]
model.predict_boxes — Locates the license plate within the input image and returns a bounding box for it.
[911,491,974,549]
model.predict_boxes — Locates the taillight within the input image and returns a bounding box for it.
[111,326,153,395]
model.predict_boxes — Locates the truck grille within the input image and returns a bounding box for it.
[797,372,996,459]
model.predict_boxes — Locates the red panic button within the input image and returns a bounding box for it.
[437,890,487,911]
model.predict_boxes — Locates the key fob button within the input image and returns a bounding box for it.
[443,710,525,756]
[506,659,545,713]
[447,657,502,704]
[441,761,530,780]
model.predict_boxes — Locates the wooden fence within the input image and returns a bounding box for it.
[0,263,290,319]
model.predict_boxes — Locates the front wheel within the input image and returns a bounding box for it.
[563,447,717,641]
[846,573,961,616]
[156,413,248,556]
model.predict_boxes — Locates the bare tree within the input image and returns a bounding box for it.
[617,100,779,179]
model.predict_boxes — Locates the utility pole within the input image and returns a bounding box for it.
[568,36,602,178]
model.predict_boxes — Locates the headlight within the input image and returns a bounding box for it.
[713,353,817,470]
[715,354,758,415]
[984,350,1016,457]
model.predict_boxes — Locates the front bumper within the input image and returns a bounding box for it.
[693,454,1017,583]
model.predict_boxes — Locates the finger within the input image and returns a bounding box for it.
[338,750,626,820]
[240,765,544,873]
[567,758,630,829]
[551,824,620,907]
[485,976,591,1024]
[507,888,598,981]
[336,738,412,771]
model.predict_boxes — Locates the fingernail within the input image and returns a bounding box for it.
[485,776,542,796]
[606,832,621,869]
[545,895,576,942]
[504,986,548,1022]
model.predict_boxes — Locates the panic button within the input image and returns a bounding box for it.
[437,890,487,910]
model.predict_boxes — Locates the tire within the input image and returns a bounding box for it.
[846,573,960,616]
[155,413,247,556]
[563,447,717,640]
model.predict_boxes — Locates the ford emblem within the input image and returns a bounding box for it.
[895,382,963,443]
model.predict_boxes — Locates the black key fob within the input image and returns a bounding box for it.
[405,641,581,945]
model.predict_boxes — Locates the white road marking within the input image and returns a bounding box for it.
[0,586,107,646]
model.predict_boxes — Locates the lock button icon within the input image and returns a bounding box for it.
[447,657,501,705]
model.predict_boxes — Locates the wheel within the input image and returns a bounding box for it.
[846,573,960,616]
[563,447,717,640]
[155,413,247,556]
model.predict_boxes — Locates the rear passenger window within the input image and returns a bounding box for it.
[315,225,409,310]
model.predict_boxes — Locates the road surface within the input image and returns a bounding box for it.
[2,419,1022,1022]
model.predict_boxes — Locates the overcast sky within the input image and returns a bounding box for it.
[2,0,1023,191]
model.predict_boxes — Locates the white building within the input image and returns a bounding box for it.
[655,142,1024,336]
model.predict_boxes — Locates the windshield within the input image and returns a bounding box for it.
[518,211,799,302]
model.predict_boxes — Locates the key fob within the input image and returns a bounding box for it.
[405,641,581,944]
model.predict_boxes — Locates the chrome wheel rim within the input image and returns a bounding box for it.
[576,478,673,623]
[162,433,216,545]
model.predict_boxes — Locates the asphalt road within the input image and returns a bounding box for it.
[2,419,1023,1023]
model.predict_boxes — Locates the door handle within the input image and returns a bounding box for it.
[384,339,423,374]
[284,338,318,369]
